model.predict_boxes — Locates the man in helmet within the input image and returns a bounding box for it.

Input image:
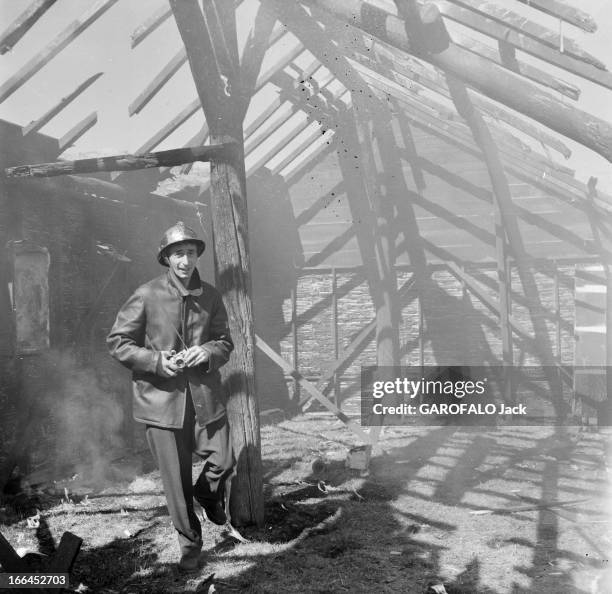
[107,221,234,572]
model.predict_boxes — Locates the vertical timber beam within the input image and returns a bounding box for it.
[170,0,263,527]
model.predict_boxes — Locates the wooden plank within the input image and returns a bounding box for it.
[23,72,103,136]
[451,31,580,100]
[135,99,200,154]
[256,334,374,443]
[0,530,27,573]
[57,111,97,150]
[47,532,82,573]
[0,0,119,103]
[446,0,603,67]
[355,64,575,191]
[369,75,610,215]
[0,0,57,54]
[308,6,575,155]
[131,6,172,48]
[308,0,612,162]
[512,0,597,32]
[128,49,187,115]
[238,4,281,120]
[435,1,612,88]
[291,284,300,401]
[4,143,233,178]
[170,0,262,527]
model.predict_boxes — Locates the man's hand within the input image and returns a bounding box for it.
[181,345,210,368]
[157,351,181,378]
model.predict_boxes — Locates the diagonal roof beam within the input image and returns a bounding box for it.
[315,11,573,157]
[451,31,580,99]
[513,0,597,32]
[0,0,119,103]
[302,0,612,161]
[0,0,57,54]
[432,1,612,89]
[131,5,172,48]
[444,0,603,68]
[22,72,103,136]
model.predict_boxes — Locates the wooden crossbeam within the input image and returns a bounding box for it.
[513,0,597,32]
[22,72,103,136]
[435,1,612,89]
[4,143,233,178]
[306,0,612,162]
[58,111,97,150]
[0,0,118,103]
[131,6,172,48]
[255,335,375,443]
[443,0,604,68]
[0,0,57,54]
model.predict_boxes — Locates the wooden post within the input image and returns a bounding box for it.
[291,282,300,403]
[170,0,263,527]
[554,262,562,363]
[607,264,612,424]
[331,267,339,405]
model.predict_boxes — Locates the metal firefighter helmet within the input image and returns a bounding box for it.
[157,221,206,266]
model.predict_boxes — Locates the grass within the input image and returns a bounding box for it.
[0,414,610,593]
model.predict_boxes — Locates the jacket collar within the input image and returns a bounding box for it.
[167,267,203,297]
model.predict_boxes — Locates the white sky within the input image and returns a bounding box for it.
[0,0,610,192]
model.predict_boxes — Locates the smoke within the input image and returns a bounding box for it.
[25,349,129,487]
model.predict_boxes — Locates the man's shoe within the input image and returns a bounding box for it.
[201,500,227,526]
[194,494,227,525]
[178,548,200,572]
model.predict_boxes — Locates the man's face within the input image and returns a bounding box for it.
[165,241,199,282]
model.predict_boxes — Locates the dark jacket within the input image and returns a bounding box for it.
[107,269,233,429]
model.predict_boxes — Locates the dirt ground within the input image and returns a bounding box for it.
[0,414,610,593]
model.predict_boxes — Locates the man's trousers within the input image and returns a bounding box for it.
[145,395,234,554]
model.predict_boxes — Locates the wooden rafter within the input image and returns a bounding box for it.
[135,100,200,154]
[317,12,573,156]
[305,0,612,162]
[58,111,97,150]
[0,0,118,103]
[128,49,186,116]
[513,0,597,32]
[356,64,575,191]
[435,1,612,89]
[451,31,580,99]
[388,86,610,216]
[0,0,57,54]
[446,0,600,66]
[22,72,103,136]
[359,55,571,158]
[130,6,172,48]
